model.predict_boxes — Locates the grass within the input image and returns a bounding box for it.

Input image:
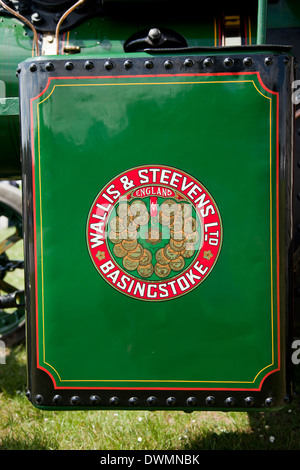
[0,343,300,451]
[0,223,299,451]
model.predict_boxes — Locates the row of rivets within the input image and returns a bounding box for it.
[24,56,287,75]
[29,392,276,408]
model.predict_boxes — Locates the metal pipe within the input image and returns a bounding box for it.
[0,0,39,55]
[55,0,86,54]
[257,0,268,45]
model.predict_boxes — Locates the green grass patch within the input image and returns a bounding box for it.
[0,343,299,450]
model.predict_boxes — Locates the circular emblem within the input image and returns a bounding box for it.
[87,165,222,301]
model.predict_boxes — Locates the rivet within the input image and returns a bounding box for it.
[31,12,43,24]
[84,60,94,70]
[224,57,234,67]
[65,62,74,71]
[166,396,176,406]
[265,397,275,407]
[205,396,215,406]
[29,63,37,72]
[145,60,154,69]
[203,58,214,68]
[70,395,81,405]
[89,395,101,405]
[186,396,197,407]
[45,62,54,72]
[148,28,161,42]
[109,396,119,405]
[283,56,290,64]
[164,60,173,69]
[105,60,114,70]
[35,394,43,404]
[124,60,133,69]
[129,396,139,406]
[225,397,235,407]
[264,57,273,66]
[184,58,194,67]
[244,396,255,407]
[147,396,158,406]
[53,394,62,405]
[243,57,253,66]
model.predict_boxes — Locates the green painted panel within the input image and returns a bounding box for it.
[30,71,279,392]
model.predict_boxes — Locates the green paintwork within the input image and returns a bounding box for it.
[1,0,300,180]
[30,66,279,392]
[0,12,216,179]
[0,3,259,179]
[0,16,33,178]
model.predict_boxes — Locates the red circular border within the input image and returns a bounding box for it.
[87,165,222,301]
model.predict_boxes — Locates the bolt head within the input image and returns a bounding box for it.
[145,60,154,69]
[147,396,158,406]
[70,395,81,405]
[65,62,74,71]
[164,60,173,69]
[129,397,139,406]
[224,57,234,67]
[89,395,101,405]
[45,62,54,72]
[225,397,235,406]
[244,396,255,407]
[265,397,275,407]
[53,394,62,405]
[264,57,273,66]
[105,60,114,70]
[205,395,215,406]
[109,396,119,405]
[166,396,176,406]
[243,57,253,66]
[35,394,43,404]
[184,58,194,67]
[124,60,133,69]
[84,60,94,70]
[148,28,161,41]
[186,396,197,406]
[31,12,43,24]
[203,58,214,68]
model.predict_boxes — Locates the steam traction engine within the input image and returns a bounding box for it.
[0,0,299,411]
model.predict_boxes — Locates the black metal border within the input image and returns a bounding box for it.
[19,50,294,410]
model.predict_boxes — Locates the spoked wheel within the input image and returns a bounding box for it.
[0,183,25,346]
